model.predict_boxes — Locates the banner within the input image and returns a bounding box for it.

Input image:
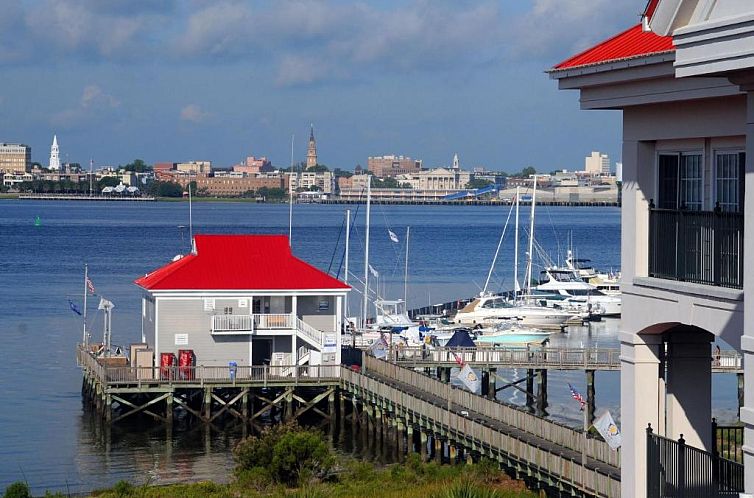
[456,364,481,394]
[368,337,387,359]
[593,410,622,450]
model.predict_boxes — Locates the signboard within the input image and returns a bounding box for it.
[323,334,337,353]
[174,333,188,346]
[318,298,330,311]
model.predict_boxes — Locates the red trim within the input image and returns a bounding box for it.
[135,234,350,291]
[553,23,674,71]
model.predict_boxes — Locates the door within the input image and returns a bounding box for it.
[252,338,272,365]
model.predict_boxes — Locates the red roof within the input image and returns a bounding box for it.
[553,23,674,71]
[135,234,350,291]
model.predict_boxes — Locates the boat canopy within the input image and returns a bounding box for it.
[445,329,476,348]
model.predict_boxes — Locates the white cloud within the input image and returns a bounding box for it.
[180,104,210,124]
[51,85,120,127]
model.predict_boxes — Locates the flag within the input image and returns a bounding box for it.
[368,337,388,359]
[450,350,464,366]
[369,265,379,278]
[593,411,622,450]
[456,364,481,393]
[86,276,95,295]
[388,229,399,243]
[68,300,82,316]
[568,383,586,410]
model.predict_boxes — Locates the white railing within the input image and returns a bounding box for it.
[253,313,294,329]
[296,317,323,346]
[297,345,312,365]
[211,314,253,333]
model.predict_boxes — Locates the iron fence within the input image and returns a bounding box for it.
[649,208,743,289]
[647,424,744,497]
[713,419,744,464]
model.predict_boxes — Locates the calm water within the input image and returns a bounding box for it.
[0,199,738,494]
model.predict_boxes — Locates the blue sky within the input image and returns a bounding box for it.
[0,0,643,172]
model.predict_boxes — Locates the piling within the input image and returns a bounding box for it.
[586,370,596,425]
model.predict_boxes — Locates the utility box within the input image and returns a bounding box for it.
[130,343,149,365]
[134,348,155,380]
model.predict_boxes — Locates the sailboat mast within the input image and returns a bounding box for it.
[288,134,295,247]
[188,172,193,247]
[404,226,410,306]
[83,264,88,345]
[344,209,350,324]
[514,186,520,298]
[362,178,371,329]
[526,176,538,297]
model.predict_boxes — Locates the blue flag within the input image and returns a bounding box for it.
[69,300,82,316]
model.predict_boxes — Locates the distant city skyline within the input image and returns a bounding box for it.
[0,1,641,172]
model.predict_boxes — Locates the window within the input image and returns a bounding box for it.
[715,152,745,213]
[223,306,233,315]
[657,152,703,210]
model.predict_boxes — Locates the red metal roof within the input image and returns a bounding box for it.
[135,234,350,291]
[553,23,674,71]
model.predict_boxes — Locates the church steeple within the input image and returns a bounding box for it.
[306,123,318,169]
[49,134,61,171]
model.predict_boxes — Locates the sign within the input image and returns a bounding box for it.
[593,411,622,450]
[174,333,188,346]
[318,298,329,311]
[323,334,337,353]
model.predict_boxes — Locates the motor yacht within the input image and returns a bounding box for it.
[534,267,621,317]
[452,294,577,329]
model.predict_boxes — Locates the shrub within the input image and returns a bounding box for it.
[233,423,295,473]
[113,480,134,496]
[3,482,30,498]
[269,429,333,486]
[430,479,502,498]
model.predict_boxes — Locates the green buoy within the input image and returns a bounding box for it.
[34,215,41,227]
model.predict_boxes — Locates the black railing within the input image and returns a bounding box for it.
[713,419,744,464]
[647,424,744,497]
[649,208,744,289]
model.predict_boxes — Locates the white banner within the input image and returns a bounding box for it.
[368,337,387,359]
[456,364,481,394]
[593,410,622,450]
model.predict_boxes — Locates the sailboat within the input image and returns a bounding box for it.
[453,182,580,330]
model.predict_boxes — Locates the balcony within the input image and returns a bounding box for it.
[649,208,743,289]
[210,313,295,334]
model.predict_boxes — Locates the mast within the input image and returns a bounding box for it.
[344,209,351,339]
[288,134,295,246]
[188,172,193,248]
[362,178,371,329]
[404,226,410,306]
[89,159,93,197]
[514,186,520,297]
[83,264,88,345]
[526,176,538,298]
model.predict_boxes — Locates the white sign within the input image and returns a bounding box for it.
[323,334,337,353]
[174,333,188,346]
[593,410,622,450]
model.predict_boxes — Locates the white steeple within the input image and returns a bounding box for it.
[49,134,61,171]
[452,153,459,170]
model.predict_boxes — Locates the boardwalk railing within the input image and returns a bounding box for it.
[391,346,742,372]
[363,355,621,470]
[647,425,744,497]
[343,363,620,497]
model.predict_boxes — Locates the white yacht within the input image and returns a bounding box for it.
[534,267,621,317]
[565,251,621,297]
[453,294,577,329]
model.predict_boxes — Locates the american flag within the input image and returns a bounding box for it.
[568,383,586,410]
[451,350,464,367]
[86,276,96,295]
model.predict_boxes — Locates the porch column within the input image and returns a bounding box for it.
[620,331,663,498]
[742,87,754,494]
[292,296,298,367]
[335,295,343,364]
[665,329,713,450]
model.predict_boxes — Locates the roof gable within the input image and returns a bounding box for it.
[552,23,674,72]
[135,234,350,291]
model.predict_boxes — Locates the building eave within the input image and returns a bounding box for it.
[549,51,676,81]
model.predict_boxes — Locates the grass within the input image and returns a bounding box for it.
[86,456,538,498]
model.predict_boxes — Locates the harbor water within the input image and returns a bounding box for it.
[0,200,739,494]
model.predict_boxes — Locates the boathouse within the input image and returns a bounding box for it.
[550,0,753,496]
[135,234,349,369]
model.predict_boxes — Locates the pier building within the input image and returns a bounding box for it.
[135,234,349,370]
[550,0,754,495]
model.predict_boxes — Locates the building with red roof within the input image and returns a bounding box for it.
[550,1,754,496]
[136,234,350,370]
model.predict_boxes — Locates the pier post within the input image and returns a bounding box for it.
[488,368,497,400]
[481,370,489,397]
[420,430,428,461]
[105,393,112,423]
[526,369,535,412]
[536,369,548,417]
[351,395,359,426]
[406,423,414,454]
[283,390,293,421]
[241,390,248,422]
[738,372,745,419]
[203,387,212,421]
[449,444,457,464]
[466,451,474,465]
[397,418,405,461]
[586,370,595,425]
[434,436,443,464]
[166,392,173,425]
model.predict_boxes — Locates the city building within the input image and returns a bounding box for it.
[306,125,318,169]
[584,151,610,175]
[234,156,272,175]
[136,234,349,368]
[289,170,334,194]
[337,174,370,192]
[550,0,754,495]
[178,173,286,197]
[0,143,31,173]
[400,168,473,191]
[3,172,33,187]
[176,161,212,174]
[48,135,61,171]
[367,155,422,178]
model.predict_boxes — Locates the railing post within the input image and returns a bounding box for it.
[677,434,686,497]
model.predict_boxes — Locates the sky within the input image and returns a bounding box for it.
[0,0,645,172]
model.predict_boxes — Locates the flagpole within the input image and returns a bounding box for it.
[362,177,371,329]
[345,209,353,347]
[404,226,410,307]
[83,264,88,346]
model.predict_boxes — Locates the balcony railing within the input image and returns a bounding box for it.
[253,313,294,329]
[210,313,295,334]
[649,208,743,289]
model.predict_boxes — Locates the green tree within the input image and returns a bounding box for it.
[157,181,184,197]
[256,187,286,200]
[518,166,537,177]
[3,481,31,498]
[122,159,151,172]
[270,430,333,486]
[98,177,120,189]
[465,178,493,189]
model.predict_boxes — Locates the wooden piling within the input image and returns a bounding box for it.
[586,370,595,425]
[536,369,548,417]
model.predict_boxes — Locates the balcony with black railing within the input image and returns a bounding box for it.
[649,207,744,289]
